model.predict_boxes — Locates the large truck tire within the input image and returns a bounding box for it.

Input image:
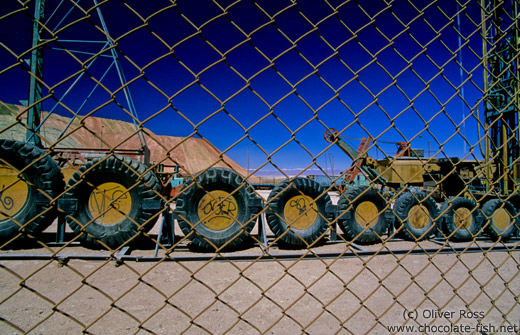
[266,177,333,247]
[337,185,392,244]
[393,190,439,241]
[62,156,162,249]
[0,139,64,245]
[440,197,482,241]
[175,167,262,250]
[481,199,518,241]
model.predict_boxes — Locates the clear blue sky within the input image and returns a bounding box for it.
[0,0,489,177]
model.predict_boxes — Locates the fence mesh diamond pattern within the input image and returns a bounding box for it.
[0,0,519,334]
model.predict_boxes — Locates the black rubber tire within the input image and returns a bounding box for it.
[440,197,482,241]
[337,185,391,244]
[63,156,162,249]
[266,177,333,247]
[481,199,518,241]
[393,190,439,241]
[0,139,64,245]
[175,167,261,250]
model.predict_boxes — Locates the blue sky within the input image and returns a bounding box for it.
[0,0,491,177]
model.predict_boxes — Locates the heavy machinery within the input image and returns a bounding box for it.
[310,0,520,246]
[0,0,518,251]
[323,125,519,244]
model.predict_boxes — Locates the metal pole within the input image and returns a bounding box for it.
[502,121,509,193]
[26,0,45,147]
[514,0,519,185]
[456,2,467,155]
[330,153,334,176]
[93,0,147,152]
[481,0,492,191]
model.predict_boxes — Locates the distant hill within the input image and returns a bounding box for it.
[0,101,253,180]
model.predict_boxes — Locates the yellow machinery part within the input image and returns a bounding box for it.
[88,182,132,225]
[492,207,511,230]
[283,194,318,230]
[408,204,430,229]
[0,165,29,220]
[197,190,238,230]
[453,207,473,230]
[355,201,379,228]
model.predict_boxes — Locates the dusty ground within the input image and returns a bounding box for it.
[1,250,519,334]
[1,191,519,334]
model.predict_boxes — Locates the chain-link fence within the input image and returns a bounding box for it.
[1,0,519,333]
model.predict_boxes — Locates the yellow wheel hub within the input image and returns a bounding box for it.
[355,201,379,228]
[454,207,472,229]
[88,182,132,225]
[0,165,29,220]
[492,207,511,230]
[197,190,238,230]
[408,205,429,229]
[283,194,317,230]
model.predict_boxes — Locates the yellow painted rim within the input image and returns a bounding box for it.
[88,182,132,225]
[0,165,30,220]
[283,194,318,230]
[408,205,430,229]
[453,207,472,229]
[355,201,379,228]
[197,190,238,230]
[492,207,511,230]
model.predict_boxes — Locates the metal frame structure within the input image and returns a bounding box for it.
[26,0,45,147]
[1,232,517,263]
[482,0,520,194]
[25,0,147,155]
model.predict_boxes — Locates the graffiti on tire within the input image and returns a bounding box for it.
[197,190,238,230]
[88,182,131,225]
[284,195,317,230]
[0,185,14,210]
[290,197,309,217]
[0,167,30,220]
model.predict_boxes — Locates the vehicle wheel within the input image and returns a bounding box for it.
[481,199,518,241]
[0,139,64,245]
[266,177,333,247]
[175,167,261,250]
[63,156,162,249]
[440,197,482,241]
[337,185,391,244]
[393,190,439,241]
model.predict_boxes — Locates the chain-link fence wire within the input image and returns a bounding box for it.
[1,0,519,333]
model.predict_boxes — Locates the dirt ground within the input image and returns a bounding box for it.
[1,191,519,334]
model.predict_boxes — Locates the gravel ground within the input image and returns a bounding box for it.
[1,190,519,334]
[1,249,519,334]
